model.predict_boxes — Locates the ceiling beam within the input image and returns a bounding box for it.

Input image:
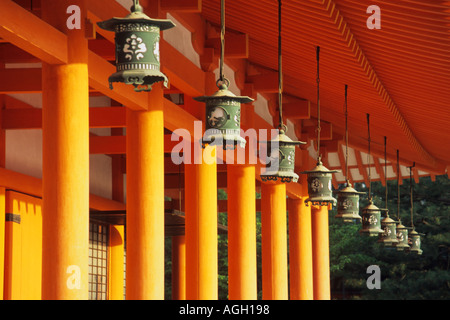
[0,0,67,65]
[160,0,202,13]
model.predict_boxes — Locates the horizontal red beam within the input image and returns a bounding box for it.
[2,107,127,129]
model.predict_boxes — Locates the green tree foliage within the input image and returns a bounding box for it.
[329,175,450,300]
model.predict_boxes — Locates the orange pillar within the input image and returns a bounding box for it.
[41,0,89,300]
[126,84,165,300]
[109,225,125,300]
[261,182,288,300]
[311,205,331,300]
[288,197,314,300]
[172,235,186,300]
[185,144,218,300]
[227,164,257,300]
[0,187,4,299]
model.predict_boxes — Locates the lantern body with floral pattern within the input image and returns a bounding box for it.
[301,160,339,206]
[359,201,384,236]
[97,2,175,92]
[194,83,253,149]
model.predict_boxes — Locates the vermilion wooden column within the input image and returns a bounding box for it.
[288,197,314,300]
[0,187,5,300]
[227,164,257,300]
[41,0,89,300]
[311,204,331,300]
[109,225,125,300]
[185,144,218,300]
[110,139,125,300]
[261,182,288,300]
[288,151,314,300]
[172,235,186,300]
[126,83,165,300]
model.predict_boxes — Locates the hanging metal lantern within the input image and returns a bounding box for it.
[302,158,339,207]
[194,81,253,149]
[97,0,175,92]
[377,136,398,246]
[336,85,363,222]
[395,221,410,251]
[259,0,304,182]
[194,0,253,150]
[260,127,305,183]
[301,47,339,206]
[408,229,423,255]
[336,184,364,222]
[406,162,424,255]
[378,213,399,247]
[359,200,384,236]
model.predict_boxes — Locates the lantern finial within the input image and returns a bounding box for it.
[131,0,143,13]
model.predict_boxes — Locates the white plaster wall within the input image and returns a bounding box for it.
[254,93,273,127]
[164,14,201,68]
[5,93,43,179]
[4,93,113,200]
[6,129,43,179]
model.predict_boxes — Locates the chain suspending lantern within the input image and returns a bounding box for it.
[378,137,399,247]
[302,46,339,206]
[194,0,253,150]
[97,0,175,92]
[359,114,384,236]
[336,85,364,222]
[260,0,305,183]
[407,163,424,255]
[394,150,410,251]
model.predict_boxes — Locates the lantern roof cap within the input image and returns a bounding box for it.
[97,2,176,31]
[362,200,381,211]
[396,222,408,229]
[382,216,397,224]
[301,159,340,174]
[337,184,365,195]
[274,130,306,145]
[194,84,254,104]
[258,127,306,146]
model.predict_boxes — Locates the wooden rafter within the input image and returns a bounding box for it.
[319,0,438,167]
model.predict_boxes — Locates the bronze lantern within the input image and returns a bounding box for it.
[394,150,409,251]
[259,0,305,182]
[194,80,253,149]
[378,136,398,247]
[335,85,363,221]
[97,0,175,92]
[301,47,339,206]
[194,0,253,150]
[260,127,306,183]
[395,221,410,251]
[406,163,424,255]
[302,158,339,207]
[378,214,399,247]
[336,184,364,222]
[359,200,384,236]
[408,229,423,255]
